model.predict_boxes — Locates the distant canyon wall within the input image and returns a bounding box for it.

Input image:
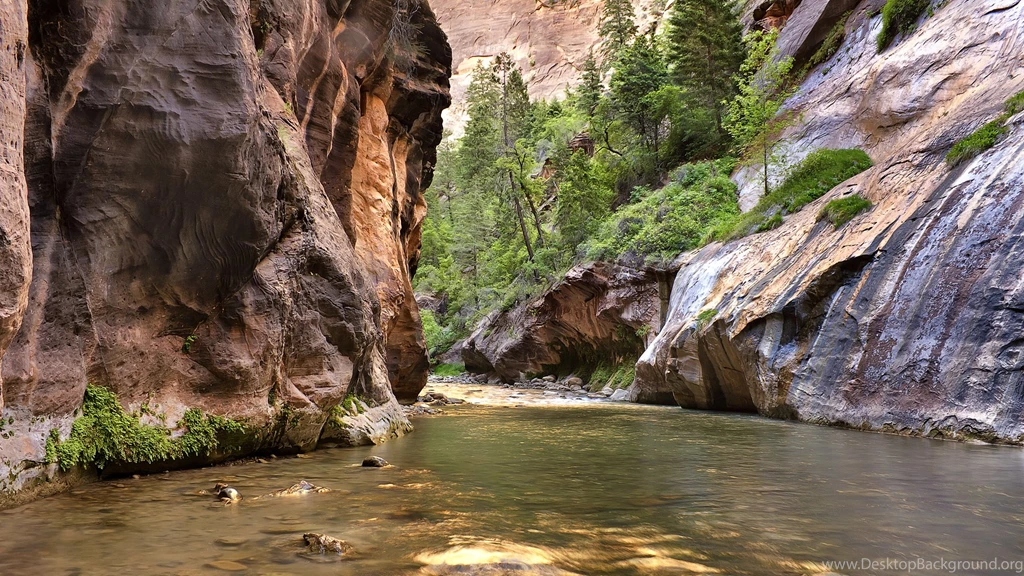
[430,0,667,135]
[0,0,450,505]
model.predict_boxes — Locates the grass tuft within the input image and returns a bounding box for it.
[1005,90,1024,117]
[807,12,851,71]
[818,194,872,228]
[432,363,465,377]
[695,309,719,330]
[945,120,1007,167]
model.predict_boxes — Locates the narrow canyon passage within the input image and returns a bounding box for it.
[1,0,1024,572]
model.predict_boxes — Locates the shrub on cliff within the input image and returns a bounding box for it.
[715,148,873,241]
[877,0,930,52]
[583,157,740,263]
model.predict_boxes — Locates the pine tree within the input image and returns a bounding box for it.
[599,0,637,57]
[556,151,613,252]
[494,53,541,261]
[609,33,669,156]
[664,0,745,136]
[456,64,501,196]
[576,54,603,118]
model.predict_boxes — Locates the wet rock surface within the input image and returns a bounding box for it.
[638,0,1024,443]
[362,456,390,468]
[303,532,353,556]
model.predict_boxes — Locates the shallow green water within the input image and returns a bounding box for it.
[1,395,1023,575]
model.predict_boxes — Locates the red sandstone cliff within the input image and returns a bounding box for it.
[0,0,450,505]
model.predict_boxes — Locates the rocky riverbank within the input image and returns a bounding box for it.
[423,375,628,405]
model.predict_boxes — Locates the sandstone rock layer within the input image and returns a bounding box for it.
[0,0,449,505]
[462,262,661,384]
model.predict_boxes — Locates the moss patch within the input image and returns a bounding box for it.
[45,385,246,471]
[877,0,930,52]
[945,91,1024,167]
[818,194,872,228]
[946,120,1007,167]
[1005,90,1024,117]
[717,149,873,241]
[586,361,636,391]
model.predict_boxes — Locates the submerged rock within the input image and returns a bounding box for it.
[362,456,389,468]
[303,533,353,556]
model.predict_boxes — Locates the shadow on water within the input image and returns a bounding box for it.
[1,387,1023,574]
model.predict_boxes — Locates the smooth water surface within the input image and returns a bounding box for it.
[1,384,1023,575]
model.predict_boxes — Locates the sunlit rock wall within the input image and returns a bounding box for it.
[0,0,449,506]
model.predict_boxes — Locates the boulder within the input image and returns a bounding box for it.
[362,456,389,468]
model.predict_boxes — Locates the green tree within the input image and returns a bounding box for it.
[725,30,795,198]
[609,33,670,176]
[494,53,542,260]
[456,64,501,195]
[576,54,604,119]
[664,0,744,135]
[599,0,637,57]
[556,150,613,252]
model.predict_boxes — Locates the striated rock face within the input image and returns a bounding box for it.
[462,262,661,383]
[637,0,1024,443]
[0,0,449,505]
[0,0,32,414]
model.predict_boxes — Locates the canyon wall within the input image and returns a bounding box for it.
[637,0,1024,443]
[0,0,450,506]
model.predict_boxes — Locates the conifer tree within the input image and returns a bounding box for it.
[599,0,637,57]
[664,0,744,135]
[576,54,603,118]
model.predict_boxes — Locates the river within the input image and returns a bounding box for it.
[0,383,1022,575]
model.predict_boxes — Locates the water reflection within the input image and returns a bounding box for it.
[0,384,1022,575]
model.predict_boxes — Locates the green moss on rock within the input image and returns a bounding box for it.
[46,385,246,471]
[717,148,873,241]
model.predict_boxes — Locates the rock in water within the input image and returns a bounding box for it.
[362,456,389,468]
[212,483,241,503]
[303,533,353,556]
